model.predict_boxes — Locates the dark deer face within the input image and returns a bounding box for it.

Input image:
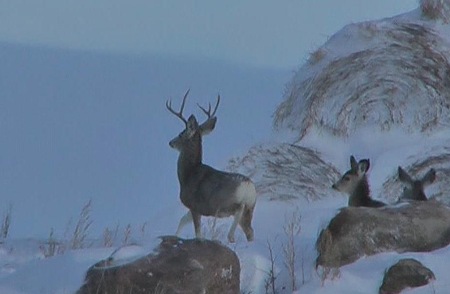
[169,115,200,151]
[332,156,370,194]
[398,167,436,201]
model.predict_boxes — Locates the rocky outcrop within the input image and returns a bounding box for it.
[77,236,240,294]
[379,258,435,294]
[316,201,450,268]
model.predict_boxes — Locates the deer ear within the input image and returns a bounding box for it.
[199,116,217,136]
[350,155,358,171]
[398,166,413,183]
[422,168,436,185]
[358,159,370,174]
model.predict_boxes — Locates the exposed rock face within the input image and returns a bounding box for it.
[316,201,450,268]
[77,237,240,294]
[379,258,435,294]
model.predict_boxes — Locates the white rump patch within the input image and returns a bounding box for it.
[235,180,257,207]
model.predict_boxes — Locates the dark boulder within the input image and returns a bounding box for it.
[316,201,450,268]
[379,258,435,294]
[78,236,240,294]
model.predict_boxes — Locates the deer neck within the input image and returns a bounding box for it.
[177,134,203,185]
[349,176,371,206]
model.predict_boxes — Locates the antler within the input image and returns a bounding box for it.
[197,94,220,120]
[197,94,220,135]
[166,89,190,125]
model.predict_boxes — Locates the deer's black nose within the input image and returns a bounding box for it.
[332,184,337,190]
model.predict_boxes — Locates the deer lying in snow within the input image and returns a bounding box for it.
[167,90,256,243]
[332,155,386,207]
[398,166,436,201]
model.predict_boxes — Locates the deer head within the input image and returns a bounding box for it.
[398,166,436,201]
[332,155,370,194]
[166,90,220,154]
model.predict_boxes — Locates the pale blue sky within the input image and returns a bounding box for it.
[0,0,418,68]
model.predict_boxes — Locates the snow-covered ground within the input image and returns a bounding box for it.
[2,2,450,294]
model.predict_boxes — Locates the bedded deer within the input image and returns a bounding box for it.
[166,90,256,243]
[332,155,386,207]
[398,166,436,201]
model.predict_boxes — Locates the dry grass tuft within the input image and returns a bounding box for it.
[282,209,302,292]
[420,0,450,23]
[70,200,93,249]
[1,205,12,240]
[308,48,327,65]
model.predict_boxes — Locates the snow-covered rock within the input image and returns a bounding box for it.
[78,236,240,294]
[379,258,435,294]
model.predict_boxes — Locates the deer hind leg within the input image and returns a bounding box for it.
[175,211,193,236]
[228,204,245,243]
[239,205,255,241]
[191,210,202,239]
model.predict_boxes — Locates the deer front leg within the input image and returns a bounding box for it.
[228,204,245,243]
[191,210,202,239]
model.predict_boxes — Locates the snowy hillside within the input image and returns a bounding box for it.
[274,8,450,140]
[2,1,450,294]
[227,1,450,293]
[231,1,450,205]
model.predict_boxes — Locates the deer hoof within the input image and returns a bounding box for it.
[227,234,235,243]
[245,229,254,241]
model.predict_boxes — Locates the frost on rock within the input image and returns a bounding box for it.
[227,143,340,202]
[274,20,450,140]
[382,142,450,205]
[221,265,233,280]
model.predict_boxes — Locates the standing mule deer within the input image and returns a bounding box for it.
[332,155,386,207]
[398,166,436,201]
[166,90,256,243]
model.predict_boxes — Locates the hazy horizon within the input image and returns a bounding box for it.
[0,1,417,69]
